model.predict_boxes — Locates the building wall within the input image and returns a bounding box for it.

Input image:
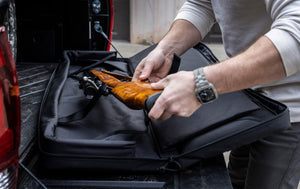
[112,0,222,44]
[130,0,185,44]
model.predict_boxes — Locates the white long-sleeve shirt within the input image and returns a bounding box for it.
[175,0,300,122]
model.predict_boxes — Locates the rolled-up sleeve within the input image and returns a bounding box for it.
[175,0,215,39]
[264,0,300,76]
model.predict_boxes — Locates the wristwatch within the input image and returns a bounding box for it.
[193,67,218,104]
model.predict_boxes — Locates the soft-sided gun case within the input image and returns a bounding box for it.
[38,43,290,172]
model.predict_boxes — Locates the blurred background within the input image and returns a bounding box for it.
[112,0,222,45]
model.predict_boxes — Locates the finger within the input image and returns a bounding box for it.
[160,112,173,120]
[151,81,165,90]
[151,76,169,89]
[132,73,139,81]
[139,62,154,80]
[132,64,144,81]
[148,106,164,120]
[148,97,166,120]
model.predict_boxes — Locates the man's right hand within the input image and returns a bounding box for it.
[132,47,174,82]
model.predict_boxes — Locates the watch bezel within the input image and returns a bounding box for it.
[195,83,218,104]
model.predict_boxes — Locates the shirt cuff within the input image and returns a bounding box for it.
[265,29,300,76]
[175,8,214,39]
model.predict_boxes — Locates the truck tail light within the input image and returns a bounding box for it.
[106,0,113,51]
[0,26,20,189]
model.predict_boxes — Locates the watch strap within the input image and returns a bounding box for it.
[193,67,218,103]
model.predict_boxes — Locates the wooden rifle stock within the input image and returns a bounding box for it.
[90,70,162,110]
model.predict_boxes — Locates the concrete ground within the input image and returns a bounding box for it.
[112,40,300,189]
[111,40,228,60]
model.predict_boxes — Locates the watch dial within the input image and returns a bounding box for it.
[199,88,216,103]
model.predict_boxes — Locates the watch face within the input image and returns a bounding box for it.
[199,88,217,103]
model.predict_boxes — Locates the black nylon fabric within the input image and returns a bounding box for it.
[38,43,291,171]
[39,50,155,159]
[151,91,261,150]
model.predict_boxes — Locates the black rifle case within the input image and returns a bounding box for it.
[38,43,290,172]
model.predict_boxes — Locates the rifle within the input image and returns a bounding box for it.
[88,69,162,111]
[79,54,180,111]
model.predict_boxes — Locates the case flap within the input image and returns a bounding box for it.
[150,91,260,150]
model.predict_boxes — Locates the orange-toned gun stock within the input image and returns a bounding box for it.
[90,69,162,110]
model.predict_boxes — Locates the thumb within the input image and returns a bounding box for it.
[151,79,166,90]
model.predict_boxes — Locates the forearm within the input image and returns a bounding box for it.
[204,36,286,95]
[156,19,202,58]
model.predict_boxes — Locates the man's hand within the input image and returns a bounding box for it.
[148,71,201,120]
[132,48,173,82]
[132,20,201,82]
